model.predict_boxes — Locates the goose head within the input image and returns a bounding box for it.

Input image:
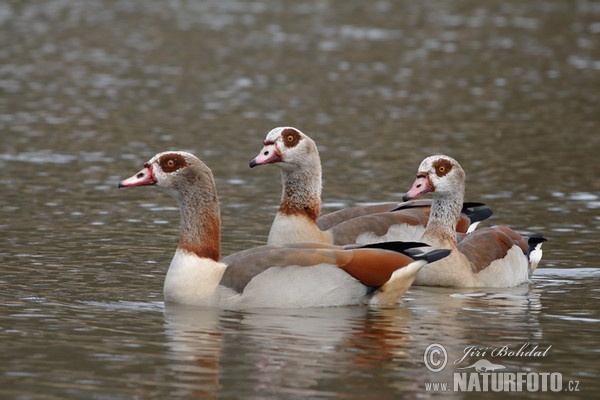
[119,151,216,201]
[119,151,221,260]
[403,155,465,201]
[249,127,319,172]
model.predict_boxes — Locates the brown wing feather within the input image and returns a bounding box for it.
[328,212,429,245]
[317,203,400,230]
[457,226,529,273]
[455,214,472,233]
[219,245,413,293]
[318,200,477,234]
[220,245,337,293]
[336,248,415,287]
[494,225,531,253]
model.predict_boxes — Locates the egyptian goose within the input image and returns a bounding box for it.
[402,155,546,287]
[250,127,492,246]
[118,151,450,308]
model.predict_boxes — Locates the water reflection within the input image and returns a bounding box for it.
[164,304,411,397]
[162,282,549,397]
[163,306,222,398]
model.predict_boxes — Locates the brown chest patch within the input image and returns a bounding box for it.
[279,201,320,222]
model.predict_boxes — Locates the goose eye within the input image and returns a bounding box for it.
[286,134,295,143]
[438,166,445,173]
[167,159,175,168]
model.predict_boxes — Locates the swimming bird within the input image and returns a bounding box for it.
[402,154,546,287]
[250,126,492,246]
[118,151,450,308]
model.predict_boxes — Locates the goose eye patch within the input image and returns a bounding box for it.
[160,154,188,173]
[280,128,301,148]
[433,159,453,177]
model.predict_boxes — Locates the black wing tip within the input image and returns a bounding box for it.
[417,249,452,264]
[356,242,450,264]
[462,202,486,208]
[461,203,494,222]
[527,233,547,244]
[359,241,429,252]
[390,200,494,222]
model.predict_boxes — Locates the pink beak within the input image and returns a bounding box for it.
[118,164,157,188]
[249,143,280,168]
[402,175,433,201]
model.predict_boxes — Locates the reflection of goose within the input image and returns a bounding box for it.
[163,305,415,397]
[234,307,414,394]
[163,305,222,399]
[403,155,546,287]
[119,151,450,307]
[161,284,544,397]
[404,284,543,386]
[250,127,492,245]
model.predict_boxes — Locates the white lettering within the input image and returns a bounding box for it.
[527,372,538,391]
[454,346,488,365]
[489,343,552,359]
[550,372,562,392]
[505,372,516,391]
[539,372,550,391]
[491,373,503,392]
[452,372,563,392]
[454,373,468,391]
[516,342,531,357]
[467,373,481,391]
[480,372,490,391]
[425,382,449,392]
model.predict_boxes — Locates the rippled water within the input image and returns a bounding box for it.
[1,0,599,398]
